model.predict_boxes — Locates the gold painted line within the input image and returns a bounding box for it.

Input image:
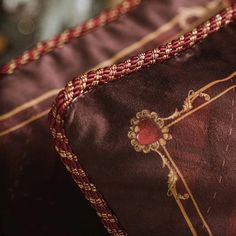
[0,16,180,135]
[1,0,218,122]
[0,109,50,137]
[91,16,180,71]
[167,85,236,128]
[0,89,60,122]
[0,15,181,122]
[154,148,197,236]
[164,0,228,45]
[92,0,227,71]
[191,71,236,101]
[171,188,197,236]
[162,145,213,236]
[0,1,222,134]
[0,12,184,122]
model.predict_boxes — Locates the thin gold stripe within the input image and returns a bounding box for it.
[167,84,236,128]
[0,16,179,121]
[0,89,60,122]
[0,16,180,137]
[171,184,197,236]
[0,1,219,122]
[89,0,226,71]
[0,1,224,136]
[188,71,236,101]
[154,149,197,235]
[91,16,180,71]
[164,0,228,44]
[0,15,180,122]
[0,109,50,137]
[3,76,231,139]
[162,145,213,235]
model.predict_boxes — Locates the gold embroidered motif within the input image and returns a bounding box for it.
[167,71,236,128]
[128,110,171,153]
[127,71,236,235]
[128,109,197,235]
[128,110,197,235]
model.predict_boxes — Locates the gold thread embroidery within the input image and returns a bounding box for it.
[0,0,222,125]
[50,5,233,233]
[128,110,197,235]
[161,145,213,236]
[55,145,78,161]
[51,128,68,143]
[0,15,184,124]
[0,0,232,140]
[128,71,236,235]
[167,71,236,128]
[128,110,172,153]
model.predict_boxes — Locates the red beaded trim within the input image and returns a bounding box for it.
[0,0,141,75]
[49,5,236,236]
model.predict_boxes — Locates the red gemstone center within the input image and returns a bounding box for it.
[136,118,162,145]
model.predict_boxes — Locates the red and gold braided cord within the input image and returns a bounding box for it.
[0,0,141,75]
[49,4,236,235]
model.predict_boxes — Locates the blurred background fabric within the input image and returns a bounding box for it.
[0,0,122,65]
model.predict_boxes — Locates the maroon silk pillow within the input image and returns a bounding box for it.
[50,4,236,236]
[1,0,226,235]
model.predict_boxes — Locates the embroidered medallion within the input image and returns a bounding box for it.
[127,71,236,236]
[128,110,171,153]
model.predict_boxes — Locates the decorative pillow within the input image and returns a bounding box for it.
[1,0,226,235]
[50,4,236,236]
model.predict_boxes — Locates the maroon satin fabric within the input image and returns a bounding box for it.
[65,21,236,235]
[0,0,221,112]
[0,1,220,235]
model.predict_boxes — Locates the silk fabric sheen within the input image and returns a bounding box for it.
[0,0,220,235]
[65,22,236,235]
